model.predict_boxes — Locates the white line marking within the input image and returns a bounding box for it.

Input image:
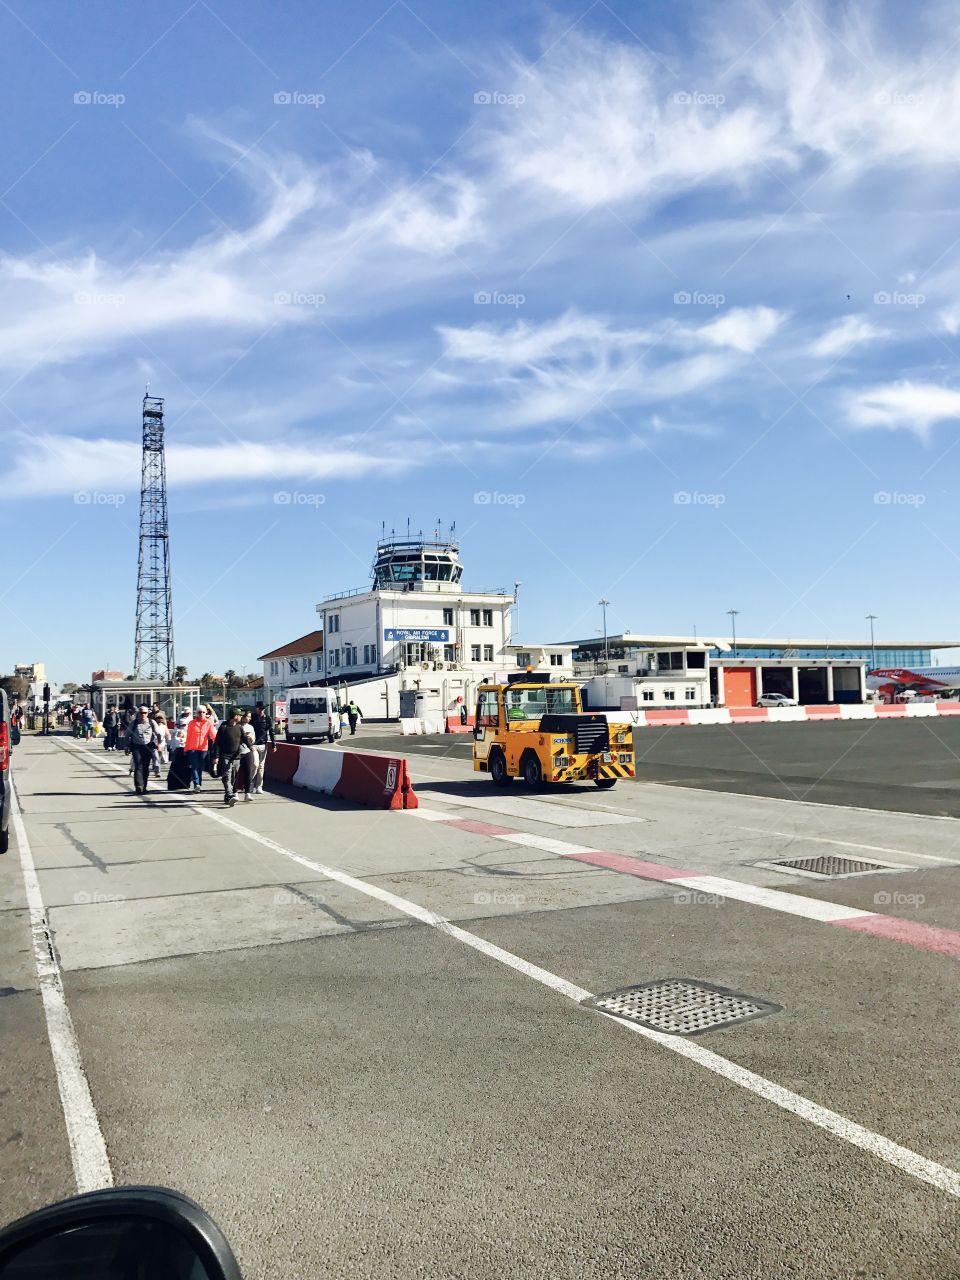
[412,806,875,925]
[669,874,871,923]
[9,781,113,1193]
[642,781,960,824]
[61,739,960,1195]
[186,801,960,1199]
[738,827,958,864]
[496,832,597,857]
[601,1013,960,1198]
[413,790,638,828]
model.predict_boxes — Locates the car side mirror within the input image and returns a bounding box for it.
[0,1186,242,1280]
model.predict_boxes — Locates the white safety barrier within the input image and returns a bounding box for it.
[591,702,960,728]
[839,705,876,720]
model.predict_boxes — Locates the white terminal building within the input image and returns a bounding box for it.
[306,533,572,719]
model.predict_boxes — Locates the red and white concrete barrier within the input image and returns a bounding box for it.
[264,742,418,809]
[445,714,475,734]
[594,702,960,728]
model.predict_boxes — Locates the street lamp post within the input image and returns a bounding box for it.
[866,614,877,670]
[727,609,740,658]
[599,599,610,671]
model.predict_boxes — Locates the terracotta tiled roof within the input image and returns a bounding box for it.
[258,630,325,661]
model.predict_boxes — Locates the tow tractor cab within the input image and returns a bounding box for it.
[472,674,634,789]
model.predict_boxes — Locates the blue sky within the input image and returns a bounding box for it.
[2,0,960,681]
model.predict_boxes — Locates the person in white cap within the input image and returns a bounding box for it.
[124,707,161,795]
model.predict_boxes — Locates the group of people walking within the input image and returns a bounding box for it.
[101,701,275,804]
[179,703,275,806]
[68,694,365,804]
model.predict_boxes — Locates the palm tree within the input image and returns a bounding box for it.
[174,665,188,684]
[223,669,237,685]
[198,672,213,686]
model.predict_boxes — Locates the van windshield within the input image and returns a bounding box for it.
[290,697,328,715]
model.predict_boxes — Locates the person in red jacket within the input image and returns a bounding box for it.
[184,705,217,793]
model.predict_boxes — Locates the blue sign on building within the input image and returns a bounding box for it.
[384,627,450,643]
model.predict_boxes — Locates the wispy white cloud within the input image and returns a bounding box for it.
[3,1,960,474]
[435,308,766,428]
[694,306,785,354]
[438,311,654,365]
[486,34,785,207]
[6,433,409,497]
[809,314,888,358]
[846,381,960,437]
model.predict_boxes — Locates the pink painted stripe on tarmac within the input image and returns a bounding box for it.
[565,849,699,882]
[416,807,960,962]
[440,817,518,837]
[836,914,960,958]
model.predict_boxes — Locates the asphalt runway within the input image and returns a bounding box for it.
[349,719,960,816]
[3,732,960,1279]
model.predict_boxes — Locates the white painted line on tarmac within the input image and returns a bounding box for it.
[641,781,960,824]
[57,737,960,1197]
[737,827,959,865]
[600,1012,960,1199]
[668,873,870,923]
[419,789,639,828]
[410,806,874,922]
[8,781,113,1193]
[186,802,960,1200]
[497,832,594,857]
[410,808,960,957]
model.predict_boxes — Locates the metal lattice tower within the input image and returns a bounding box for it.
[133,393,175,681]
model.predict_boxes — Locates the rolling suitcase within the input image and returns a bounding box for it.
[167,749,192,792]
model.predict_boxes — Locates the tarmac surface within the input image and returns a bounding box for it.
[356,717,960,815]
[2,726,960,1278]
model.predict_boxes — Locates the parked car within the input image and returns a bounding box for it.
[756,692,798,708]
[0,689,16,854]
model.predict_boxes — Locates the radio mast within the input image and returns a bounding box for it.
[133,392,175,681]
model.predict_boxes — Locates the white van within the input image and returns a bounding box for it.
[285,686,341,743]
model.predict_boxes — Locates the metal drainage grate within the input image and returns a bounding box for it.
[767,854,887,878]
[582,980,781,1036]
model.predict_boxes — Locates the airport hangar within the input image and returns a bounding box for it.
[567,636,960,708]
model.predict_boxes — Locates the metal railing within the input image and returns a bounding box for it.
[320,586,369,602]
